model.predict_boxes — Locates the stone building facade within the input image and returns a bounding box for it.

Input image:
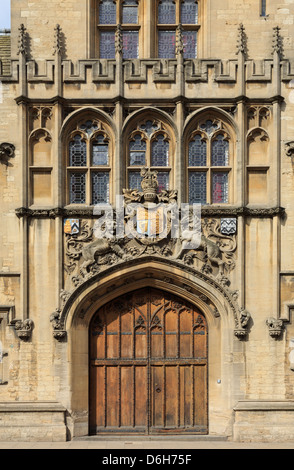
[0,0,294,442]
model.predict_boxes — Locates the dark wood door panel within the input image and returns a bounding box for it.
[89,288,208,435]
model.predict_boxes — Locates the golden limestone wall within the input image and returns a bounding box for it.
[0,0,293,442]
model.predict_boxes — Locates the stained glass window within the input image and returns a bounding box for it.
[158,0,176,24]
[129,171,142,190]
[130,135,146,165]
[122,31,139,58]
[189,135,207,166]
[70,172,86,204]
[151,134,169,166]
[100,31,116,59]
[188,172,207,204]
[92,172,110,204]
[211,134,229,166]
[92,136,109,166]
[122,0,138,24]
[99,0,116,24]
[181,0,198,24]
[212,172,229,203]
[158,30,176,58]
[183,31,197,59]
[69,135,87,167]
[157,171,169,191]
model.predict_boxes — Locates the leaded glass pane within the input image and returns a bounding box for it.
[158,30,176,58]
[92,136,109,166]
[123,31,139,58]
[211,134,229,166]
[79,120,98,136]
[188,172,207,205]
[140,120,159,137]
[151,134,169,166]
[212,171,229,203]
[122,0,138,24]
[69,172,86,204]
[189,135,207,166]
[200,120,219,136]
[92,171,110,204]
[100,31,115,59]
[183,30,197,59]
[99,0,116,24]
[69,135,87,167]
[181,0,198,24]
[158,0,176,24]
[157,171,169,191]
[129,171,142,190]
[129,135,146,165]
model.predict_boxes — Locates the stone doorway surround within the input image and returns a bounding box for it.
[59,257,247,440]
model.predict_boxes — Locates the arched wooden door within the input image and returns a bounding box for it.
[89,288,208,435]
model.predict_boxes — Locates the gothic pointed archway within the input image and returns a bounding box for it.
[89,287,208,435]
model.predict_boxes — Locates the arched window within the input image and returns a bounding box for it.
[157,0,199,58]
[67,119,111,205]
[127,119,172,191]
[98,0,140,59]
[187,119,232,205]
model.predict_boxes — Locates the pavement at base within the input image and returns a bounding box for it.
[0,437,294,449]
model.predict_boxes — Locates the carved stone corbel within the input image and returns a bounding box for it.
[0,143,15,165]
[266,317,284,338]
[13,319,34,341]
[50,308,67,341]
[234,309,251,338]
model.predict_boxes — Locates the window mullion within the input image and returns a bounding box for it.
[207,139,211,204]
[87,140,91,205]
[117,0,122,24]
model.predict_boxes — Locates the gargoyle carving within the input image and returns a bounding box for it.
[0,143,15,165]
[285,141,294,157]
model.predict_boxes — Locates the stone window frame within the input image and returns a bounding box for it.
[186,116,234,205]
[156,0,200,59]
[66,120,113,206]
[96,0,142,59]
[125,117,175,191]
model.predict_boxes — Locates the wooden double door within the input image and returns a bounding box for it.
[89,288,208,435]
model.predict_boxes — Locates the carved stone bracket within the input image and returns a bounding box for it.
[0,143,15,165]
[234,309,251,338]
[266,317,285,338]
[12,319,34,341]
[50,308,67,341]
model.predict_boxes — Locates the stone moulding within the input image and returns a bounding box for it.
[50,256,251,341]
[1,56,294,84]
[15,206,286,219]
